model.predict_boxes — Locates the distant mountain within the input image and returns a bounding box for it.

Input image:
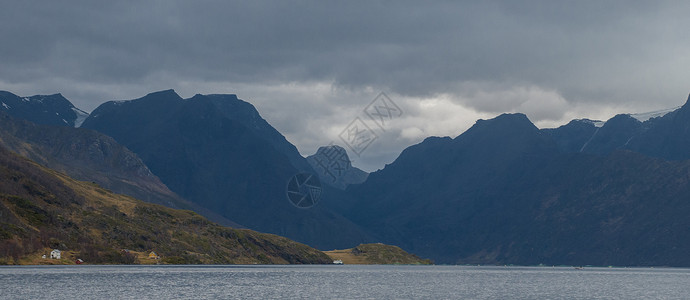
[544,94,690,160]
[0,144,331,265]
[82,90,372,249]
[0,91,88,127]
[306,145,368,190]
[344,110,690,266]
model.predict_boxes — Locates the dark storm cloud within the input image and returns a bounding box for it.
[3,1,688,104]
[2,1,689,169]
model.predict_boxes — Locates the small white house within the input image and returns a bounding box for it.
[50,249,61,260]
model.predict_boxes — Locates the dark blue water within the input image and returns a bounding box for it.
[1,265,689,299]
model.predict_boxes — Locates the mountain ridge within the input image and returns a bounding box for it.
[0,91,88,128]
[545,94,690,160]
[344,97,690,265]
[6,88,690,266]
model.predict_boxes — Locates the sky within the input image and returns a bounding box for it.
[2,1,690,171]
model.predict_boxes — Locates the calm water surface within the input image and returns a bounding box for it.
[1,265,689,299]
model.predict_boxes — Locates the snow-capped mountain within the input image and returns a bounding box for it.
[628,106,681,122]
[0,91,88,127]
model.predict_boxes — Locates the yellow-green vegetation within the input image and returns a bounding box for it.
[0,146,331,265]
[325,243,433,265]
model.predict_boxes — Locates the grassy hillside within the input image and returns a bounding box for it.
[0,145,331,265]
[325,243,432,265]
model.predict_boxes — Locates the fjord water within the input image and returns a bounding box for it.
[1,265,689,299]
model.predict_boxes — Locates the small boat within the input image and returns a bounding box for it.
[574,266,584,270]
[333,259,344,265]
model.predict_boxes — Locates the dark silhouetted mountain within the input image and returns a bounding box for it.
[0,144,331,265]
[344,112,690,266]
[625,95,690,160]
[81,90,372,249]
[306,145,368,190]
[0,91,88,127]
[545,94,690,160]
[576,114,643,155]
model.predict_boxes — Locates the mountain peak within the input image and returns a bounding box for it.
[316,144,347,154]
[144,89,181,99]
[460,113,538,140]
[475,113,535,128]
[306,144,368,190]
[0,90,85,127]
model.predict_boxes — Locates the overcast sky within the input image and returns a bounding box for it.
[2,1,690,171]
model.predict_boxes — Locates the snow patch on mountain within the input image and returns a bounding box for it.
[629,106,680,122]
[72,107,89,128]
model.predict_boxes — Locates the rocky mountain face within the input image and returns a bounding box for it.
[0,91,88,127]
[81,90,372,250]
[344,107,690,266]
[0,145,331,265]
[306,145,368,190]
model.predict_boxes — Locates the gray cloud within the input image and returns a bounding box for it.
[2,1,690,170]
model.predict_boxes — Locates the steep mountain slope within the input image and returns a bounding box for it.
[0,91,88,127]
[306,145,368,190]
[81,90,372,249]
[0,111,240,227]
[345,113,690,266]
[203,94,313,172]
[0,145,331,265]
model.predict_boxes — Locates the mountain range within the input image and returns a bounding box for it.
[344,109,690,265]
[80,90,372,250]
[3,88,690,266]
[544,100,690,160]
